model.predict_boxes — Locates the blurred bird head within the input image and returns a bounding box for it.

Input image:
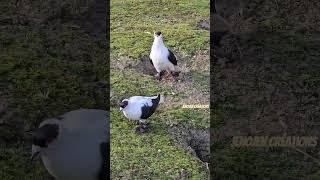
[119,99,129,111]
[154,31,163,39]
[31,119,61,161]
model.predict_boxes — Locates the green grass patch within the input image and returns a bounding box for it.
[111,109,208,179]
[0,2,107,178]
[0,145,49,180]
[111,0,209,178]
[165,108,209,129]
[212,146,319,179]
[111,0,209,59]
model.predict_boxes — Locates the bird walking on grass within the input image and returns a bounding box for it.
[149,31,181,81]
[31,109,109,180]
[119,94,164,133]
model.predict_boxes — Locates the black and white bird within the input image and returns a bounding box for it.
[31,109,109,180]
[149,31,181,81]
[119,94,164,132]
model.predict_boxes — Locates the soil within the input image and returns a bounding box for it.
[134,55,158,76]
[168,124,210,163]
[197,20,210,31]
[135,52,210,163]
[212,0,320,178]
[213,0,320,138]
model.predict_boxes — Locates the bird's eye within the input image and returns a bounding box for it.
[47,137,55,144]
[33,138,47,147]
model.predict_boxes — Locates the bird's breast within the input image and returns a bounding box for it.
[41,136,101,180]
[123,105,142,120]
[150,47,168,61]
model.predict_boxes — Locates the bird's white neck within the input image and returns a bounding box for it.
[152,38,165,49]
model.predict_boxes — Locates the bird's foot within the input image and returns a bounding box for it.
[135,122,150,134]
[155,73,162,81]
[155,71,165,81]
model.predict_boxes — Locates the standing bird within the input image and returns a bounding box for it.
[119,94,164,133]
[31,109,109,180]
[149,31,181,81]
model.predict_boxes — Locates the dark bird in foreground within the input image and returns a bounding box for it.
[119,94,164,133]
[31,109,109,180]
[149,31,181,81]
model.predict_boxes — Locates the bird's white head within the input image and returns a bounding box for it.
[31,118,61,161]
[119,99,129,111]
[154,31,163,40]
[152,31,165,48]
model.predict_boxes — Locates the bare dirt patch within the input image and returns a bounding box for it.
[133,55,157,76]
[129,50,209,109]
[161,51,209,108]
[196,20,209,31]
[168,124,210,163]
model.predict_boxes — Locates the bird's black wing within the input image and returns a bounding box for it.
[98,142,109,180]
[168,49,177,65]
[140,95,161,119]
[32,124,59,148]
[149,58,154,66]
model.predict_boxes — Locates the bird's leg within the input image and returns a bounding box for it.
[139,119,146,125]
[160,71,165,80]
[155,71,164,81]
[135,120,149,133]
[135,120,140,125]
[155,72,161,81]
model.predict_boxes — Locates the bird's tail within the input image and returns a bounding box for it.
[155,94,165,104]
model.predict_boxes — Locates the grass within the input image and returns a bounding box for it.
[111,109,207,179]
[212,0,320,178]
[111,0,209,179]
[212,146,319,179]
[0,0,107,179]
[111,0,209,60]
[0,144,49,180]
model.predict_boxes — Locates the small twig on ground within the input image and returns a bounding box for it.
[144,31,152,35]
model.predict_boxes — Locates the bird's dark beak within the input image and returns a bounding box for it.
[31,146,41,161]
[154,31,161,37]
[31,151,40,161]
[119,102,125,111]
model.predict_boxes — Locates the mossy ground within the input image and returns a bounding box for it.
[0,0,107,179]
[213,0,320,178]
[111,0,209,179]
